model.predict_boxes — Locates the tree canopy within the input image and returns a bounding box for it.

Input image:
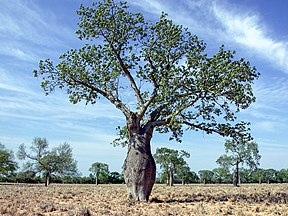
[0,143,18,177]
[89,162,109,185]
[17,137,79,186]
[216,138,261,186]
[154,147,190,186]
[34,0,259,143]
[33,0,260,201]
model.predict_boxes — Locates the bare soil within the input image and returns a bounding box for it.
[0,183,288,215]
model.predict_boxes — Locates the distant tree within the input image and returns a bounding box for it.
[89,162,109,185]
[0,143,18,178]
[176,166,200,184]
[238,168,253,184]
[262,169,278,184]
[154,147,190,186]
[198,170,214,184]
[176,165,192,185]
[212,167,231,183]
[278,169,288,183]
[34,0,259,201]
[251,168,264,184]
[108,171,124,184]
[189,171,200,183]
[216,139,261,187]
[16,170,39,183]
[17,137,78,186]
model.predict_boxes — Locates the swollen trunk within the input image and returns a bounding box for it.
[123,132,156,201]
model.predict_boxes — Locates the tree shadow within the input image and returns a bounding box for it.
[150,192,288,204]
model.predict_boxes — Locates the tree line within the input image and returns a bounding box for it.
[0,138,124,185]
[1,138,287,186]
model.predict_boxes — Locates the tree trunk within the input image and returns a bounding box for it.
[169,169,174,186]
[233,161,239,187]
[45,172,50,187]
[95,175,98,185]
[123,127,156,202]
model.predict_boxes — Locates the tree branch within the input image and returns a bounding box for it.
[109,44,144,106]
[68,77,131,117]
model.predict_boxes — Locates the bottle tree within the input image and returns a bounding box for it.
[34,0,259,201]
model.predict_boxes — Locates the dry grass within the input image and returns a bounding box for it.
[0,183,288,215]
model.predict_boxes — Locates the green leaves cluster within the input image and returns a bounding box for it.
[0,143,18,177]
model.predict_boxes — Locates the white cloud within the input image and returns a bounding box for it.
[212,2,288,73]
[130,0,288,73]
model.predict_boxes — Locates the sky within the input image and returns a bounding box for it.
[1,0,288,176]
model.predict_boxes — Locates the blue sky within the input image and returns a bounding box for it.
[1,0,288,176]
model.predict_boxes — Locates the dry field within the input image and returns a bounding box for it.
[0,183,288,215]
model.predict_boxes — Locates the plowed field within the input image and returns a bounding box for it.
[1,183,287,215]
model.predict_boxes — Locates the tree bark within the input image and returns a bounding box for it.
[233,161,239,187]
[45,172,50,187]
[123,125,156,201]
[169,169,174,186]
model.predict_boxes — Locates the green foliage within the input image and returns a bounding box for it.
[216,138,261,170]
[212,167,231,183]
[176,165,200,184]
[108,171,124,184]
[34,0,259,145]
[154,147,190,185]
[17,137,79,184]
[198,170,214,184]
[89,162,109,184]
[0,143,18,177]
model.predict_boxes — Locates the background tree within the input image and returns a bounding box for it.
[34,0,259,201]
[0,143,18,179]
[17,137,78,186]
[154,147,190,186]
[216,138,261,187]
[176,165,193,185]
[108,171,124,184]
[278,169,288,183]
[89,162,109,185]
[212,167,231,183]
[198,170,214,184]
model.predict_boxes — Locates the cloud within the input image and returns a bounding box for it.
[130,0,288,73]
[212,2,288,73]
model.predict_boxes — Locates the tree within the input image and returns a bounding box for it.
[89,162,109,185]
[212,167,231,183]
[108,171,124,184]
[17,137,78,186]
[278,169,288,183]
[176,165,192,185]
[0,143,18,178]
[154,147,190,186]
[34,0,259,201]
[198,170,214,184]
[216,139,261,187]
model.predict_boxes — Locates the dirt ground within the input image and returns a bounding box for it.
[0,183,288,215]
